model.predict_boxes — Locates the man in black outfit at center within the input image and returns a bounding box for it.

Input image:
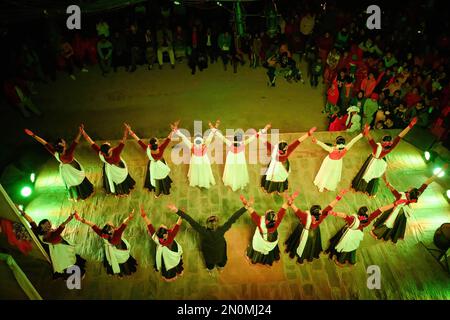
[167,202,247,274]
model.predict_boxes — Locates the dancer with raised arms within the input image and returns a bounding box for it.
[75,210,137,277]
[81,124,135,196]
[25,127,94,201]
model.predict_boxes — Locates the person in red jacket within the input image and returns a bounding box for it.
[324,79,340,117]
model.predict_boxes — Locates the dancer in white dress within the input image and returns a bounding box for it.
[211,122,271,191]
[24,127,94,201]
[312,125,366,192]
[174,121,218,189]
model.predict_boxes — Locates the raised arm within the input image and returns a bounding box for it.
[175,129,193,149]
[220,207,247,233]
[18,208,35,225]
[311,136,333,152]
[24,129,48,145]
[122,209,134,225]
[120,124,129,144]
[345,133,364,150]
[125,123,140,142]
[398,117,417,138]
[382,174,402,199]
[74,212,95,227]
[205,128,217,146]
[326,189,349,209]
[214,130,232,146]
[419,164,448,193]
[298,127,316,143]
[167,204,203,233]
[80,125,95,145]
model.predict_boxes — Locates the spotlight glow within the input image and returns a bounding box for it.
[433,167,445,178]
[447,190,450,199]
[18,205,24,211]
[174,1,180,5]
[424,151,430,161]
[30,173,36,183]
[20,186,32,198]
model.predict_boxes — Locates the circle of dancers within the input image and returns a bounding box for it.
[21,118,447,282]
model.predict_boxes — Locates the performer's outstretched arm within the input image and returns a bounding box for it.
[311,136,333,152]
[140,205,155,236]
[175,128,193,149]
[168,204,203,233]
[74,212,95,227]
[326,189,348,210]
[398,117,417,138]
[345,133,364,150]
[220,207,247,233]
[80,125,96,146]
[418,164,448,193]
[24,129,47,145]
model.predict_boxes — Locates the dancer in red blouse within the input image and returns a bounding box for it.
[75,210,137,277]
[20,209,86,279]
[352,117,417,196]
[285,189,348,264]
[261,127,316,194]
[126,122,177,197]
[371,166,447,243]
[326,200,406,266]
[141,205,184,282]
[81,124,135,196]
[241,194,292,266]
[25,127,94,200]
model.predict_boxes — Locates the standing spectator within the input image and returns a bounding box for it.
[71,33,90,74]
[205,27,217,65]
[144,29,156,70]
[299,12,315,53]
[335,27,349,51]
[173,25,187,62]
[383,52,398,68]
[361,72,378,98]
[324,48,340,85]
[310,57,323,88]
[60,38,77,80]
[97,36,113,76]
[362,93,380,127]
[250,33,262,68]
[350,90,366,110]
[128,24,143,72]
[316,32,333,64]
[324,79,340,117]
[96,19,110,38]
[156,25,175,69]
[111,31,129,72]
[218,31,232,71]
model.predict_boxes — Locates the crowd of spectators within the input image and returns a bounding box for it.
[0,1,448,142]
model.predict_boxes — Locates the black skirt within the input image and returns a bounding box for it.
[143,159,173,196]
[66,160,94,201]
[247,230,280,266]
[325,227,357,266]
[371,208,407,243]
[102,161,136,195]
[155,241,184,280]
[261,160,290,194]
[284,223,323,264]
[52,254,87,280]
[351,155,385,196]
[103,241,138,277]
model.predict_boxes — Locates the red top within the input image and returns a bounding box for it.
[138,138,170,161]
[0,219,33,255]
[344,209,383,230]
[294,205,332,230]
[31,222,65,244]
[192,145,207,156]
[251,208,286,233]
[390,183,428,204]
[147,223,180,247]
[265,140,301,162]
[327,86,340,105]
[92,223,127,246]
[91,142,125,165]
[368,136,401,158]
[329,148,348,160]
[45,141,78,163]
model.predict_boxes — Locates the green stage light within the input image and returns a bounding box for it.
[30,173,36,183]
[433,167,445,178]
[424,151,431,161]
[20,186,32,198]
[174,1,180,5]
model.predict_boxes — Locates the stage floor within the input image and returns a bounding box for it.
[22,130,450,300]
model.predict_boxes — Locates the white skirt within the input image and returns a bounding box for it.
[188,154,216,188]
[314,156,342,191]
[223,151,249,191]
